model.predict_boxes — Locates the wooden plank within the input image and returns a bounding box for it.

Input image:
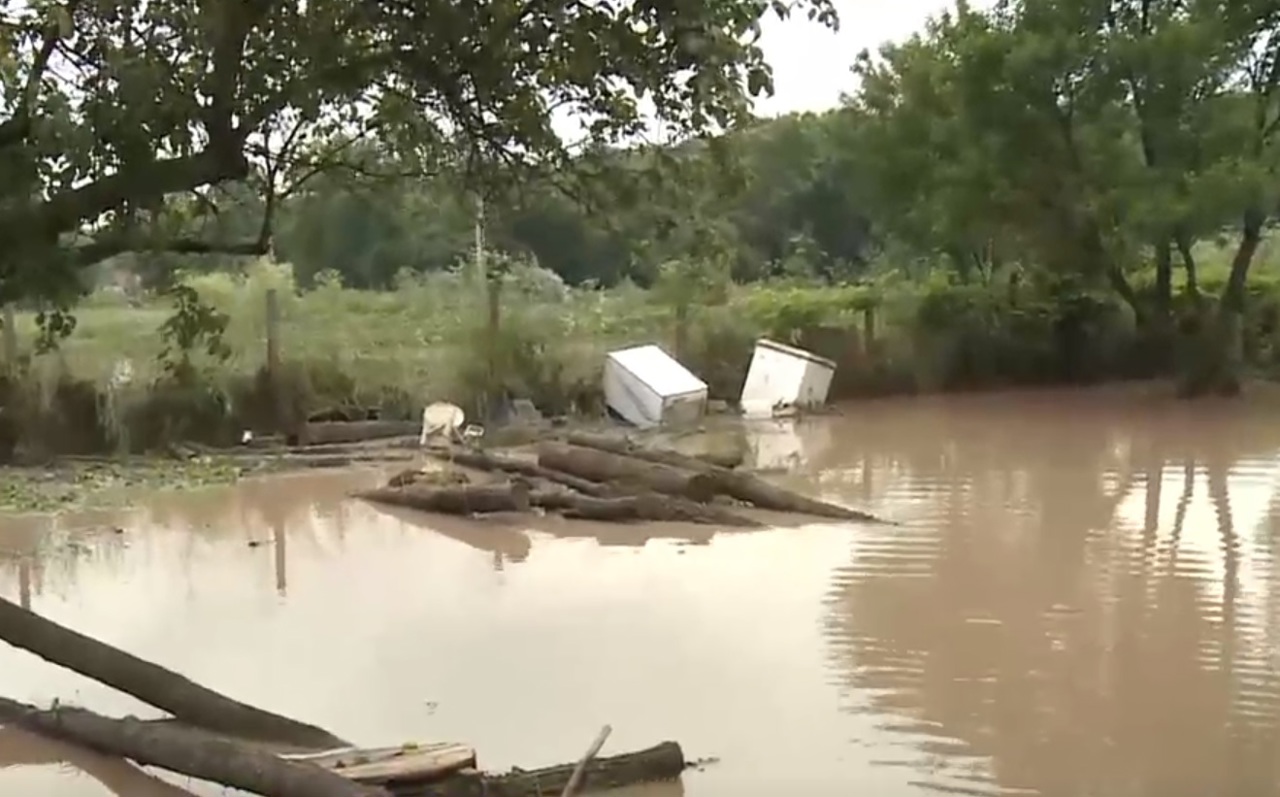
[281,742,477,784]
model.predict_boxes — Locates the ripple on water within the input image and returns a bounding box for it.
[818,394,1280,796]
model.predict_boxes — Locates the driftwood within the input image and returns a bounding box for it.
[425,448,619,498]
[300,421,421,446]
[356,483,531,515]
[563,432,889,523]
[0,596,347,749]
[417,448,758,526]
[0,698,383,797]
[531,490,761,528]
[537,443,719,502]
[390,741,687,797]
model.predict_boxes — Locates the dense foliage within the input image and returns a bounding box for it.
[0,0,835,303]
[92,0,1280,395]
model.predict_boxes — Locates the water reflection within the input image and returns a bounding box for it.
[0,726,202,796]
[822,389,1280,795]
[0,459,858,797]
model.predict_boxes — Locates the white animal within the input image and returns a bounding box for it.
[419,402,466,447]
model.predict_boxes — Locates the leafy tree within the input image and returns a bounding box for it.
[842,0,1280,390]
[0,0,837,320]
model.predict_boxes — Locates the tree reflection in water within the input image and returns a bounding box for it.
[819,392,1280,795]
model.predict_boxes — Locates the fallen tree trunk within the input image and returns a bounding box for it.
[564,433,889,523]
[531,491,761,528]
[0,725,203,797]
[0,596,347,749]
[564,432,747,471]
[563,433,731,473]
[301,421,421,447]
[536,443,719,503]
[390,741,686,797]
[424,448,620,498]
[357,483,531,516]
[0,698,383,797]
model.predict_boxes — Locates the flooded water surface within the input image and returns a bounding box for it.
[4,387,1280,796]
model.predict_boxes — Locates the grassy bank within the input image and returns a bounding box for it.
[4,242,1280,459]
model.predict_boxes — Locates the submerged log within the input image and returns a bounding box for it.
[0,698,383,797]
[357,483,531,516]
[390,741,686,797]
[532,490,761,528]
[424,448,619,498]
[301,421,421,446]
[536,443,719,502]
[564,433,889,523]
[0,596,347,749]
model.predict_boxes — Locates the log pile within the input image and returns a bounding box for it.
[0,594,691,797]
[355,433,889,527]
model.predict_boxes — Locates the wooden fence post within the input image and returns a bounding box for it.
[485,276,502,414]
[673,303,689,359]
[265,289,286,433]
[862,306,876,357]
[18,560,31,611]
[2,305,17,371]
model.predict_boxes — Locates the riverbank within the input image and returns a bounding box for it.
[5,260,1280,460]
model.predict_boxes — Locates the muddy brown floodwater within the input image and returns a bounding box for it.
[5,386,1280,796]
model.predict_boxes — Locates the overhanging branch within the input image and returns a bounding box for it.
[0,147,251,247]
[72,235,269,269]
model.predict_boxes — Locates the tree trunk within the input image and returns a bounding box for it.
[1175,229,1199,299]
[562,433,889,523]
[0,725,201,797]
[355,483,531,516]
[560,434,743,471]
[0,596,347,749]
[531,489,761,527]
[1179,206,1263,397]
[1150,238,1175,370]
[389,741,686,797]
[424,448,620,497]
[1107,265,1143,325]
[536,443,719,502]
[562,433,739,475]
[0,698,382,797]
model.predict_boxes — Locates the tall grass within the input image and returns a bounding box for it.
[3,239,1280,457]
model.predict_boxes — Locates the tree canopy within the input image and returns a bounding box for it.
[0,0,837,308]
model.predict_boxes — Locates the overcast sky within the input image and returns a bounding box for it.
[752,0,975,116]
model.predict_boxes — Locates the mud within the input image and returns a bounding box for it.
[4,386,1280,795]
